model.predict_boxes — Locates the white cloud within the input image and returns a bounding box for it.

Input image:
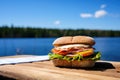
[54,20,60,25]
[80,10,107,18]
[80,4,108,19]
[100,4,106,9]
[80,13,93,18]
[94,10,107,18]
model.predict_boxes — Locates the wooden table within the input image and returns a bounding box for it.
[0,60,120,80]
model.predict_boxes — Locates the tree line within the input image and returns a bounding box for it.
[0,25,120,38]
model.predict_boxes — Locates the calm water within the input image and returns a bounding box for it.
[0,38,120,61]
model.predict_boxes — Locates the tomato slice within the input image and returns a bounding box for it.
[74,49,94,57]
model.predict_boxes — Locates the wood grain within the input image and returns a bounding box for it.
[0,61,120,80]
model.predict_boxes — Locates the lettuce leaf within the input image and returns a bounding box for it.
[48,52,101,61]
[48,53,63,60]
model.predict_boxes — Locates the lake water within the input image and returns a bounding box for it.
[0,37,120,61]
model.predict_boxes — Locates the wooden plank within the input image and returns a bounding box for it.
[0,61,120,80]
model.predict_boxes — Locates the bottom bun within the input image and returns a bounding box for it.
[52,59,95,68]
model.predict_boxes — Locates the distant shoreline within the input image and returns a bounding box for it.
[0,25,120,38]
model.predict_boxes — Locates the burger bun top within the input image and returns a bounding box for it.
[53,36,95,47]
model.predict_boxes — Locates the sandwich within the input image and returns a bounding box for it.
[49,36,101,68]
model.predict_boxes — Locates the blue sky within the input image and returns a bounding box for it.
[0,0,120,30]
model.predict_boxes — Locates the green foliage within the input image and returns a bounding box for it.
[0,25,120,38]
